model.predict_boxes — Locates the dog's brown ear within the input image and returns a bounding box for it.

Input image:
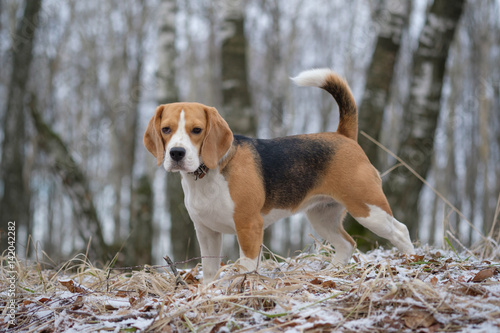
[201,107,233,169]
[143,105,166,166]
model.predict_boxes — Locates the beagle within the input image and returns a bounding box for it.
[144,69,414,282]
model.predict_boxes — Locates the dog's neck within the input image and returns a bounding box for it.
[188,163,209,180]
[217,144,236,171]
[188,144,236,181]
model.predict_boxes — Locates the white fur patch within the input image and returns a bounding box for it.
[163,110,200,172]
[355,204,415,254]
[237,254,259,273]
[182,169,236,235]
[181,168,235,282]
[291,68,334,87]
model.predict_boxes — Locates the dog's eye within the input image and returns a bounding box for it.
[161,127,171,134]
[191,127,202,134]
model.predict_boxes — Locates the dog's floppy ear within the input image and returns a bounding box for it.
[143,105,166,166]
[201,107,233,169]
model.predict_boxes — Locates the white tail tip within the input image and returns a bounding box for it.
[291,68,334,87]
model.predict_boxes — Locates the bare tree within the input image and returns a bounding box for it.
[157,0,200,262]
[0,0,42,253]
[30,102,110,260]
[358,0,411,170]
[126,175,153,266]
[220,0,255,136]
[384,0,466,238]
[101,2,149,246]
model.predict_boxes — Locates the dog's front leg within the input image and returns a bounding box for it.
[194,223,222,283]
[234,213,264,273]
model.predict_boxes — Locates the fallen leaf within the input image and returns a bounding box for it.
[210,321,228,333]
[471,268,495,283]
[304,318,335,330]
[71,296,84,311]
[105,304,118,311]
[115,290,129,297]
[183,271,199,284]
[410,254,425,262]
[38,297,51,304]
[310,278,323,285]
[322,280,336,289]
[428,323,441,333]
[404,310,437,329]
[430,276,438,286]
[140,304,155,312]
[59,280,87,294]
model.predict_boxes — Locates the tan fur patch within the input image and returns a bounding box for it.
[201,107,233,169]
[225,144,266,259]
[143,105,166,166]
[307,134,392,218]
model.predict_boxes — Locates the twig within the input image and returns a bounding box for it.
[380,162,402,178]
[164,255,188,287]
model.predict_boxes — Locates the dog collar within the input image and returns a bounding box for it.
[189,163,209,180]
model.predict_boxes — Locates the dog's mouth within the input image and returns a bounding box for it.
[166,161,198,173]
[167,161,184,172]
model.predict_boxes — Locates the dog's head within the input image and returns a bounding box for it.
[143,102,233,172]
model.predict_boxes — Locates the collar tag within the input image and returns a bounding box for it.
[189,163,208,180]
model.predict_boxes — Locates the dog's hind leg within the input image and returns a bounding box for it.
[336,162,415,254]
[342,183,415,254]
[351,203,415,254]
[306,202,356,265]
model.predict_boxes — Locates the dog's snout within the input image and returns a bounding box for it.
[170,147,186,161]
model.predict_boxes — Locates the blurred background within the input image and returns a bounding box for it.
[0,0,498,266]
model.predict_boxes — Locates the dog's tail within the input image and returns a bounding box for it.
[291,69,358,141]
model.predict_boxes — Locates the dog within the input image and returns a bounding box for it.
[144,69,414,282]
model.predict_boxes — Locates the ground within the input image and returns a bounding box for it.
[1,241,500,332]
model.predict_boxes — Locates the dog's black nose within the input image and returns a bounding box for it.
[170,147,186,161]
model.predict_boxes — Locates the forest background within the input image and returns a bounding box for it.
[0,0,499,267]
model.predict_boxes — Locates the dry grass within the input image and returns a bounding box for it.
[1,238,500,332]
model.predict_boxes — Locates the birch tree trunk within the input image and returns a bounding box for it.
[474,4,493,236]
[358,0,411,169]
[384,0,465,238]
[157,0,199,262]
[0,0,42,253]
[220,0,255,136]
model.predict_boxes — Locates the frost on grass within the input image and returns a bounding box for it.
[1,243,500,332]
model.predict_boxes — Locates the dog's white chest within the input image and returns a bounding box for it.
[181,170,236,234]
